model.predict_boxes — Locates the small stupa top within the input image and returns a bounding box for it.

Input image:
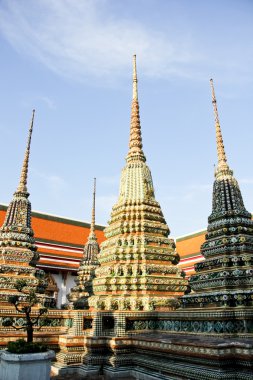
[181,80,253,310]
[209,79,249,221]
[89,56,187,312]
[67,178,100,308]
[83,178,100,263]
[210,79,233,181]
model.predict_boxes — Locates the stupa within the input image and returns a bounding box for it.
[182,79,253,310]
[89,56,187,312]
[67,178,100,309]
[0,111,50,306]
[53,77,253,380]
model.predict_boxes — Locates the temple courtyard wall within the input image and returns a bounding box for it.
[2,307,252,379]
[0,204,252,378]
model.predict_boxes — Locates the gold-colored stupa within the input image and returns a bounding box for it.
[89,56,187,312]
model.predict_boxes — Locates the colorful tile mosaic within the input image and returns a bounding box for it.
[0,110,54,307]
[181,80,253,310]
[88,56,187,312]
[67,179,100,309]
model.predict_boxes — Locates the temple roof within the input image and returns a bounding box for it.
[0,205,105,271]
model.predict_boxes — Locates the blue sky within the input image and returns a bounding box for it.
[0,0,253,237]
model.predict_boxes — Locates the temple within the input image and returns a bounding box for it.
[0,61,252,380]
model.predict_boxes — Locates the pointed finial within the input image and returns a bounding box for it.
[17,110,35,193]
[210,79,230,177]
[210,79,220,126]
[133,54,138,100]
[127,55,146,162]
[88,178,97,240]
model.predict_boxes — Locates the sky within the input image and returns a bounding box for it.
[0,0,253,237]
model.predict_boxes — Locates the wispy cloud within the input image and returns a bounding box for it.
[37,96,56,110]
[0,0,201,83]
[20,94,56,110]
[0,1,252,85]
[31,168,66,196]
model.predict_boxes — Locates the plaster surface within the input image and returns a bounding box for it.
[0,349,55,380]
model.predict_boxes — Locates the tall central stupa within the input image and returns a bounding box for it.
[89,56,187,312]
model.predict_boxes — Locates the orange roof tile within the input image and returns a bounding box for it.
[32,216,104,246]
[0,205,209,274]
[0,205,105,248]
[176,232,206,258]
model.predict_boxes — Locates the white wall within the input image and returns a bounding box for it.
[51,272,76,308]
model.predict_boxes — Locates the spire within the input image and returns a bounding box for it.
[84,178,99,260]
[181,82,253,312]
[208,79,248,218]
[88,178,97,241]
[67,178,100,308]
[210,79,231,179]
[127,55,146,162]
[17,109,35,193]
[88,55,187,313]
[133,54,138,100]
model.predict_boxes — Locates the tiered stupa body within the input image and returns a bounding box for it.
[89,56,187,312]
[182,79,253,309]
[67,179,100,309]
[0,111,50,306]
